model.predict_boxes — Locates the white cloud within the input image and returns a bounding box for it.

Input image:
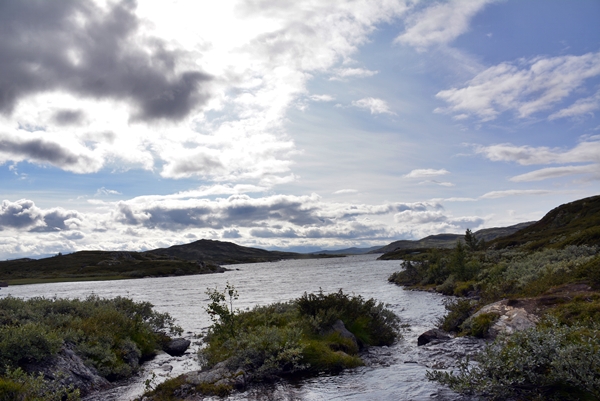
[395,0,498,49]
[480,189,553,199]
[436,52,600,121]
[404,168,450,178]
[510,164,600,182]
[419,180,455,187]
[549,90,600,120]
[333,189,358,194]
[310,94,335,102]
[330,67,378,81]
[474,140,600,165]
[352,97,395,114]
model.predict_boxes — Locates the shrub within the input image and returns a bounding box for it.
[0,368,80,401]
[437,298,477,333]
[461,312,498,338]
[198,286,400,384]
[427,318,600,400]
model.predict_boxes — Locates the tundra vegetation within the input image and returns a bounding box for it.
[388,195,600,400]
[0,296,181,400]
[144,286,401,400]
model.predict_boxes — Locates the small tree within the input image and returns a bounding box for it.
[205,282,239,338]
[464,229,483,251]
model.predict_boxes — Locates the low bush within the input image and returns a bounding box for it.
[427,318,600,400]
[198,286,400,385]
[460,312,498,338]
[437,298,477,333]
[0,368,80,401]
[0,296,181,393]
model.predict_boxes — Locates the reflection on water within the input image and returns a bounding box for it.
[2,254,475,401]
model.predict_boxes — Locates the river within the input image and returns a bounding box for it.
[1,254,480,400]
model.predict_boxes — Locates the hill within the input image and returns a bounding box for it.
[308,246,385,255]
[148,239,335,264]
[490,195,600,250]
[373,222,534,257]
[0,240,334,285]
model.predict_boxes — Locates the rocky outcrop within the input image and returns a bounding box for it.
[417,328,452,346]
[186,360,247,389]
[24,345,110,396]
[329,319,359,350]
[467,299,539,339]
[163,338,191,357]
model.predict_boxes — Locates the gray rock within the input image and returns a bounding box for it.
[467,299,539,338]
[24,345,110,395]
[329,319,359,350]
[417,328,451,346]
[164,337,191,356]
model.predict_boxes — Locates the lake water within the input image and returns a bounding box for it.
[1,254,478,400]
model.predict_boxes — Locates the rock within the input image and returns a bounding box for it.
[417,328,451,346]
[468,299,539,339]
[164,338,191,356]
[329,319,359,350]
[23,345,110,396]
[186,360,246,390]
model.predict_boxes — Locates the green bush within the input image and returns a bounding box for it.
[0,368,80,401]
[0,296,181,384]
[198,286,400,384]
[437,298,477,333]
[461,312,498,338]
[427,318,600,400]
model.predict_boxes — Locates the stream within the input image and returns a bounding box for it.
[1,254,483,400]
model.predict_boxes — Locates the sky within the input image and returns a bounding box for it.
[1,0,599,258]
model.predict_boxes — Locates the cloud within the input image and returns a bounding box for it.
[395,0,498,49]
[309,94,335,102]
[0,0,213,121]
[330,67,378,81]
[0,199,82,232]
[474,141,600,166]
[436,52,600,121]
[52,109,85,126]
[96,187,122,196]
[510,164,600,182]
[333,189,358,194]
[404,168,450,178]
[419,180,455,187]
[549,90,600,120]
[352,97,394,114]
[0,135,103,173]
[480,189,553,199]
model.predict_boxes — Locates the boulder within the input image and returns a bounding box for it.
[330,319,359,351]
[24,345,110,395]
[164,337,191,356]
[467,299,539,339]
[417,328,451,346]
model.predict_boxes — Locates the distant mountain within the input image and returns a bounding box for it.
[490,195,600,250]
[308,246,385,255]
[147,239,334,265]
[372,222,536,255]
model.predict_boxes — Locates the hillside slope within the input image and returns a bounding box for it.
[491,195,600,250]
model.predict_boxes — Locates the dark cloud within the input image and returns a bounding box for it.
[0,0,212,121]
[0,199,42,230]
[31,209,81,232]
[115,195,326,230]
[0,199,81,232]
[53,109,85,126]
[222,229,242,238]
[0,137,95,170]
